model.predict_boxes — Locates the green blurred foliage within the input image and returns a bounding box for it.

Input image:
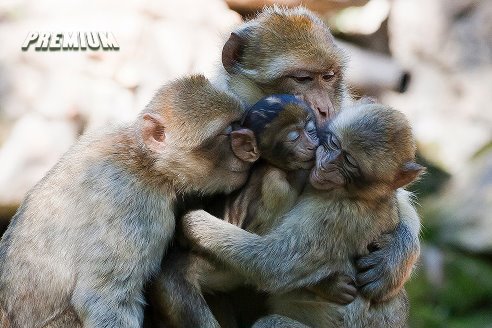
[407,250,492,328]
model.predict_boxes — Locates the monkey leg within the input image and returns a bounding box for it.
[148,247,220,328]
[251,314,309,328]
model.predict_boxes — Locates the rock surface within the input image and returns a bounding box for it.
[384,0,492,174]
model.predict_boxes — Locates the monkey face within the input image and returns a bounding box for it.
[310,104,424,198]
[242,95,319,171]
[263,71,342,126]
[277,119,319,170]
[310,131,359,191]
[222,7,347,126]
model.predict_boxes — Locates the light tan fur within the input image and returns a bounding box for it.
[0,75,254,328]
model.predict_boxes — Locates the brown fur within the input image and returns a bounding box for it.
[215,4,422,310]
[181,104,424,328]
[217,6,350,124]
[0,75,256,328]
[147,96,319,328]
[149,6,422,326]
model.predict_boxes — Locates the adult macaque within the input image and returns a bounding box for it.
[149,95,357,328]
[182,103,425,328]
[214,5,421,303]
[0,75,258,328]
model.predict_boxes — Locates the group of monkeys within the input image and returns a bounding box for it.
[0,6,424,328]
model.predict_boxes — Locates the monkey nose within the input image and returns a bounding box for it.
[315,106,331,124]
[317,106,328,116]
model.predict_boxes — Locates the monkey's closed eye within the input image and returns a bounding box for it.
[322,70,335,81]
[344,153,358,168]
[290,75,313,83]
[329,133,340,149]
[305,121,316,132]
[286,130,300,142]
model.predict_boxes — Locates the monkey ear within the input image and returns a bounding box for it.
[142,113,166,153]
[222,32,246,74]
[393,162,425,189]
[230,129,259,163]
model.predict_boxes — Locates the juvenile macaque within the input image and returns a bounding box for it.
[214,5,422,302]
[0,75,258,328]
[149,94,339,327]
[182,103,425,328]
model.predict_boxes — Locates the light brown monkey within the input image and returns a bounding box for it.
[148,95,357,328]
[212,6,421,303]
[182,103,425,328]
[0,75,259,328]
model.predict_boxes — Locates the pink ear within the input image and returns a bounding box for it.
[230,129,259,162]
[142,113,166,153]
[393,162,425,188]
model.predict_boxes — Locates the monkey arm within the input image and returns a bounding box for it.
[355,189,421,302]
[182,210,333,294]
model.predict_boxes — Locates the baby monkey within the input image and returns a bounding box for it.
[183,103,425,328]
[150,95,355,328]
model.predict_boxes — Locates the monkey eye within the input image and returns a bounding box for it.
[290,75,313,83]
[322,70,335,81]
[328,133,340,149]
[344,152,358,168]
[305,120,316,132]
[286,130,300,142]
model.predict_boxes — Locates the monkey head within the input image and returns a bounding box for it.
[222,6,347,125]
[139,75,259,194]
[310,103,425,200]
[242,94,319,171]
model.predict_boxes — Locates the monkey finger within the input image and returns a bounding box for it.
[341,274,357,285]
[358,280,387,300]
[336,293,357,305]
[356,267,383,287]
[355,255,380,271]
[344,283,358,296]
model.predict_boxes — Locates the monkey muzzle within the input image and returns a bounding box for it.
[310,149,345,190]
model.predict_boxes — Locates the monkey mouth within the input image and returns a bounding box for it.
[309,169,329,190]
[309,168,343,190]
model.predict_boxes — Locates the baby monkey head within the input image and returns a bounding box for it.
[242,94,319,171]
[310,103,425,200]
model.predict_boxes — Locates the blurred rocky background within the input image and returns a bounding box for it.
[0,0,491,327]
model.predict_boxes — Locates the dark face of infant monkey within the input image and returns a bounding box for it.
[242,94,319,171]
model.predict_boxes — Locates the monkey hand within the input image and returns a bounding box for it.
[355,223,420,302]
[307,273,357,305]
